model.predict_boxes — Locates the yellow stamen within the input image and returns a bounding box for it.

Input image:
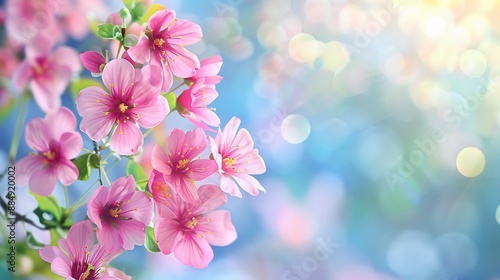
[223,157,236,167]
[154,38,165,48]
[118,103,129,113]
[186,217,198,229]
[177,158,190,169]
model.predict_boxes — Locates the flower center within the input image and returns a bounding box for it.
[154,38,165,48]
[118,103,129,114]
[43,150,56,161]
[186,217,198,229]
[105,201,136,221]
[223,157,236,167]
[177,158,190,169]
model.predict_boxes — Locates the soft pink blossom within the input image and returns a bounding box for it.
[88,176,154,253]
[177,80,220,130]
[0,47,19,77]
[151,128,218,204]
[155,184,237,269]
[148,170,175,216]
[186,55,223,86]
[128,8,202,91]
[16,107,83,196]
[12,35,80,113]
[76,58,168,155]
[39,220,126,280]
[80,51,107,77]
[209,117,266,198]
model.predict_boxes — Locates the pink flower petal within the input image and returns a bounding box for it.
[149,9,175,35]
[133,95,168,128]
[25,118,50,151]
[52,47,81,73]
[56,159,79,186]
[39,246,69,264]
[169,174,199,204]
[80,51,106,73]
[165,129,187,159]
[110,122,144,155]
[16,155,43,186]
[155,218,182,255]
[12,61,32,91]
[30,79,63,114]
[196,184,228,213]
[98,222,121,253]
[140,64,163,89]
[220,175,242,198]
[120,191,153,224]
[44,107,77,140]
[116,219,147,250]
[151,145,173,175]
[29,167,58,196]
[108,176,136,202]
[78,110,115,142]
[222,117,241,148]
[232,173,266,196]
[58,132,83,159]
[165,45,200,78]
[167,20,202,45]
[87,186,109,229]
[186,159,218,181]
[102,59,135,95]
[127,34,151,64]
[25,34,54,59]
[50,257,72,278]
[238,149,266,174]
[173,233,213,269]
[196,210,236,246]
[75,86,114,116]
[66,221,95,259]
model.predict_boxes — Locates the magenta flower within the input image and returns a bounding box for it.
[209,117,266,197]
[128,8,202,91]
[186,55,223,86]
[16,107,83,196]
[177,80,220,130]
[80,51,107,77]
[39,220,126,280]
[75,58,168,155]
[155,184,237,269]
[87,176,154,253]
[151,128,218,204]
[12,35,80,113]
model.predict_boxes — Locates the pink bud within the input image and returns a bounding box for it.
[79,51,106,75]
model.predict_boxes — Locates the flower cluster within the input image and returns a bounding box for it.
[2,1,266,278]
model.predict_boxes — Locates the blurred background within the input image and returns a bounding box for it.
[2,0,500,279]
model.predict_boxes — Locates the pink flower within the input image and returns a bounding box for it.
[177,80,220,130]
[148,170,175,216]
[128,8,202,91]
[76,58,169,155]
[209,117,266,197]
[16,107,83,196]
[88,176,154,253]
[5,0,58,43]
[151,128,218,204]
[12,35,80,113]
[155,184,237,269]
[39,220,126,280]
[0,47,19,77]
[186,55,223,86]
[80,51,107,77]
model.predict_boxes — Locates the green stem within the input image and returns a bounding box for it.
[164,81,186,95]
[63,185,69,209]
[143,127,154,139]
[116,42,123,58]
[136,178,149,185]
[9,96,28,164]
[101,166,112,186]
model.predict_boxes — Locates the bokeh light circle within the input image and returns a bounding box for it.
[281,114,311,144]
[456,147,485,177]
[459,49,487,78]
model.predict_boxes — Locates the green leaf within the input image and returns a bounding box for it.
[26,232,45,249]
[89,153,101,169]
[122,0,135,10]
[126,160,148,191]
[98,23,118,39]
[164,92,177,111]
[119,7,131,26]
[140,4,165,23]
[0,96,17,123]
[31,193,62,222]
[72,153,92,181]
[70,78,105,99]
[144,226,160,253]
[130,3,146,22]
[60,208,74,229]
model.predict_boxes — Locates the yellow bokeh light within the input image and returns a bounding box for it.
[288,33,322,63]
[459,49,488,78]
[456,147,485,177]
[321,41,349,72]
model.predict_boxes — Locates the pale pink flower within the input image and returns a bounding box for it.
[128,8,202,91]
[12,35,80,113]
[5,0,58,43]
[75,58,168,155]
[209,117,266,197]
[148,170,175,216]
[80,51,107,77]
[88,176,154,253]
[16,107,83,196]
[155,184,237,269]
[177,80,220,130]
[186,55,223,86]
[39,220,126,280]
[151,128,218,204]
